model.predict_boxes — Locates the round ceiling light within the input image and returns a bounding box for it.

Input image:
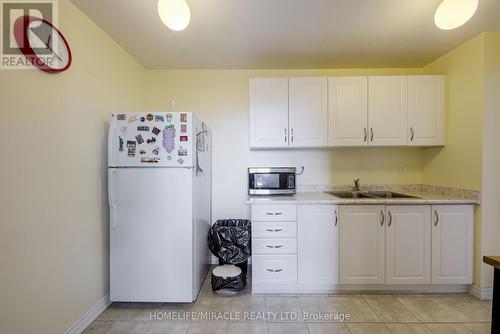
[434,0,479,30]
[158,0,191,31]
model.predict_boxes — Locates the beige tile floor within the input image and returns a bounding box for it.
[84,277,492,334]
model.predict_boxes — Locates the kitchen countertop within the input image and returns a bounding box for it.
[246,189,480,205]
[483,256,500,270]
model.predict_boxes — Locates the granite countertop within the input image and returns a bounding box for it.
[246,184,480,205]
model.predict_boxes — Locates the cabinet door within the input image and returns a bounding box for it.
[298,205,339,285]
[249,78,289,148]
[431,205,473,284]
[386,205,431,285]
[328,77,368,146]
[368,76,408,146]
[289,77,328,147]
[339,205,386,284]
[408,76,445,146]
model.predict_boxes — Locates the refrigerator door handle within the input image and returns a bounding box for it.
[108,169,117,229]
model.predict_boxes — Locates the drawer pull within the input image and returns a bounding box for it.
[266,269,284,273]
[265,245,283,249]
[266,228,283,232]
[266,212,283,216]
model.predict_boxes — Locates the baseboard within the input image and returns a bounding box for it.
[64,294,111,334]
[468,284,493,300]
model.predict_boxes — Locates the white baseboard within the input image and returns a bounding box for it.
[468,284,493,300]
[64,294,111,334]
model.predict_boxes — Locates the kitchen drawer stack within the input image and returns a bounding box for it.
[251,204,297,293]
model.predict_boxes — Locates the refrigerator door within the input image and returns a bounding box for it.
[109,167,194,302]
[108,112,193,167]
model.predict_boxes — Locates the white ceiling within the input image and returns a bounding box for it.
[70,0,500,69]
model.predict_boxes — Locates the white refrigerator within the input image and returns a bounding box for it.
[108,112,211,302]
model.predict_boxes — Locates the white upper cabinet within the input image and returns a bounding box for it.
[339,205,386,284]
[431,205,473,284]
[385,205,431,285]
[328,77,368,146]
[249,77,289,148]
[289,77,328,147]
[408,76,445,146]
[298,205,339,286]
[368,76,408,146]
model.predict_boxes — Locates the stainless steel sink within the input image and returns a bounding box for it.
[326,190,421,199]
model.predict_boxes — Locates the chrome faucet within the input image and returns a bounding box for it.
[353,178,361,192]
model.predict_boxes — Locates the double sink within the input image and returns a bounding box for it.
[325,190,421,199]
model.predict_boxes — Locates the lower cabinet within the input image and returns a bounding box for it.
[298,205,339,285]
[431,205,473,284]
[386,205,431,285]
[339,205,386,284]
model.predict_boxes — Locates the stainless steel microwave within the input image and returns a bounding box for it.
[248,167,296,195]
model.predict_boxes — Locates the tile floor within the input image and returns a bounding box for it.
[84,277,492,334]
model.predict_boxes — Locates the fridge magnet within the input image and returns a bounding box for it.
[180,136,188,142]
[127,141,136,157]
[137,126,150,131]
[178,148,188,156]
[162,124,176,153]
[152,127,161,136]
[120,126,127,134]
[181,124,187,133]
[177,157,184,165]
[139,149,146,155]
[146,113,154,121]
[167,155,172,161]
[147,137,156,144]
[166,113,173,123]
[116,114,126,121]
[155,115,164,122]
[180,113,187,123]
[128,115,138,122]
[141,157,160,163]
[135,134,145,144]
[140,117,145,122]
[152,147,159,155]
[119,136,124,151]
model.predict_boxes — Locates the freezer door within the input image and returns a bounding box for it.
[108,112,193,167]
[109,167,194,302]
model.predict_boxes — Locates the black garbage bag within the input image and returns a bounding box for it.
[211,265,246,292]
[208,219,251,265]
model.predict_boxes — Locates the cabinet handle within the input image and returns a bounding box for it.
[266,228,283,232]
[363,128,367,142]
[434,210,439,226]
[410,127,415,142]
[266,245,283,249]
[388,210,392,227]
[266,212,283,216]
[370,128,374,142]
[334,210,338,226]
[380,210,385,226]
[291,128,294,143]
[266,268,283,273]
[284,128,287,143]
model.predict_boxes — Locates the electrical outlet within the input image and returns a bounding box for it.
[399,164,407,174]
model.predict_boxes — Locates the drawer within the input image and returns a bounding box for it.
[252,204,297,222]
[253,238,297,255]
[252,221,296,238]
[253,255,297,285]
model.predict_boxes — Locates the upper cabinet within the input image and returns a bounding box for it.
[328,77,368,146]
[249,75,445,149]
[408,76,445,146]
[368,76,408,146]
[289,77,328,147]
[249,78,289,148]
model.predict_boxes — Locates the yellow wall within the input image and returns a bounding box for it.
[144,69,424,221]
[0,1,145,333]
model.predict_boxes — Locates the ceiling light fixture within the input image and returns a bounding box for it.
[434,0,478,30]
[158,0,191,31]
